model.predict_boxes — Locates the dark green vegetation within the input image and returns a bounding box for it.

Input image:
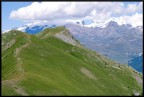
[2,27,143,96]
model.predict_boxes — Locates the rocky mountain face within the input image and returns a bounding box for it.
[65,21,143,66]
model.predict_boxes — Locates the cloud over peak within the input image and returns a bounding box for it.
[9,2,143,27]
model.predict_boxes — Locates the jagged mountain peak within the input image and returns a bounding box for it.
[65,17,141,29]
[106,21,119,27]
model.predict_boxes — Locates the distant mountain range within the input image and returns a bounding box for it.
[3,20,143,72]
[65,21,142,63]
[65,17,143,28]
[3,22,56,34]
[66,20,143,72]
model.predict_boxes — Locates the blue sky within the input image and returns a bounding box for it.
[2,2,142,31]
[2,2,32,31]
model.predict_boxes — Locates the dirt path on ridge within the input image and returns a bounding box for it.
[2,34,31,95]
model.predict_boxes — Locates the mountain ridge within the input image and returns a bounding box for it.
[2,26,142,96]
[2,21,143,73]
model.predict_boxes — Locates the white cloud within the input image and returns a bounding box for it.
[9,2,142,27]
[66,12,143,27]
[10,2,142,20]
[124,3,142,15]
[120,13,143,27]
[10,2,93,20]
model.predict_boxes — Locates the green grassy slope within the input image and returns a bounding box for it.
[2,27,143,96]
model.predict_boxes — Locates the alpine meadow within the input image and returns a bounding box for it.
[2,1,143,96]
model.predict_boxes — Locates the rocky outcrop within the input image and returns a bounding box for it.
[54,30,78,46]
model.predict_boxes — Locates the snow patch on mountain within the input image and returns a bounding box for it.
[65,17,142,28]
[2,21,57,34]
[3,16,142,34]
